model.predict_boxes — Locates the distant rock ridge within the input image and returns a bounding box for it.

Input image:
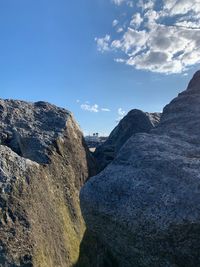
[81,71,200,267]
[0,99,96,267]
[94,109,161,172]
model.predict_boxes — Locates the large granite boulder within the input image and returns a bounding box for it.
[81,71,200,267]
[94,110,161,172]
[0,99,96,267]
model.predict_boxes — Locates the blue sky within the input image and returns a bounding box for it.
[0,0,200,135]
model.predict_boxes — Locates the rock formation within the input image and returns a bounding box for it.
[81,71,200,267]
[0,99,95,267]
[94,110,161,172]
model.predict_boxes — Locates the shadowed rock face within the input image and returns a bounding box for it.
[0,99,96,267]
[80,71,200,267]
[94,110,161,172]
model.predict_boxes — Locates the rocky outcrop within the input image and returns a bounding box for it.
[81,71,200,267]
[0,99,95,267]
[94,110,161,172]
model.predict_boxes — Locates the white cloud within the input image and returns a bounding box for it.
[101,108,111,112]
[111,39,122,49]
[112,19,119,27]
[117,27,124,33]
[95,35,111,53]
[112,28,147,55]
[81,104,99,113]
[116,108,126,122]
[80,102,111,113]
[163,0,200,16]
[114,58,126,63]
[118,108,126,116]
[144,9,159,27]
[112,0,134,6]
[183,72,188,76]
[96,0,200,74]
[112,0,126,5]
[137,0,155,10]
[130,13,143,28]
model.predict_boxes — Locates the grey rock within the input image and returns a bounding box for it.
[0,99,72,164]
[0,99,96,267]
[94,109,161,172]
[81,71,200,267]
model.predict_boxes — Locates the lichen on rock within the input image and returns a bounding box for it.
[0,99,96,267]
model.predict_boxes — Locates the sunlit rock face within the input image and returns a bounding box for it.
[94,109,161,172]
[0,99,96,267]
[81,71,200,267]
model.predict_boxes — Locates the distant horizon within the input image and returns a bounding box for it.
[0,0,200,136]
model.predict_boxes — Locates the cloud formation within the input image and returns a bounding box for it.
[112,19,119,27]
[116,107,126,122]
[95,0,200,74]
[101,108,111,112]
[118,107,126,117]
[112,0,126,5]
[81,104,99,112]
[95,35,111,52]
[80,102,111,113]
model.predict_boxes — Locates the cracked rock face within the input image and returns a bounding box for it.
[81,71,200,267]
[0,99,96,267]
[94,109,161,172]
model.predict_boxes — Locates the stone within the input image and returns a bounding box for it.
[80,71,200,267]
[94,109,161,172]
[0,99,96,267]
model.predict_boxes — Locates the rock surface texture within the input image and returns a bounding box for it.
[94,110,161,172]
[81,71,200,267]
[0,99,95,267]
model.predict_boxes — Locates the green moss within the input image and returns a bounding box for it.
[33,204,85,267]
[58,202,85,265]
